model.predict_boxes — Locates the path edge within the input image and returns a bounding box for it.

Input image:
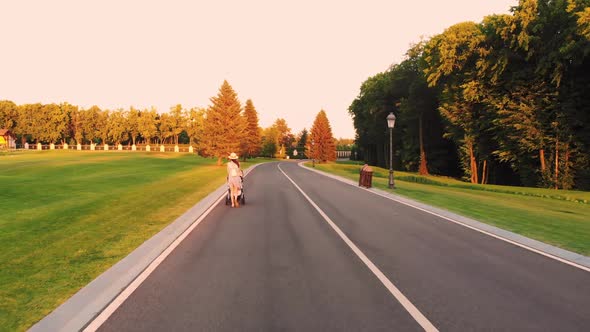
[29,163,262,332]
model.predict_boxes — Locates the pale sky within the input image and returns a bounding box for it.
[0,0,516,138]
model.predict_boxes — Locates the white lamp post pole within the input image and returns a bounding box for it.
[387,112,396,189]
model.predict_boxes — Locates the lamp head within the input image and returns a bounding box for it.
[387,112,396,129]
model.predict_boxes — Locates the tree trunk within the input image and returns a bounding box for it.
[481,160,487,185]
[565,143,569,177]
[555,139,559,189]
[217,156,223,166]
[540,148,546,172]
[418,114,429,175]
[468,141,478,184]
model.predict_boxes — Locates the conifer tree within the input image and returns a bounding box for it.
[242,99,262,159]
[308,110,336,163]
[296,128,308,159]
[202,80,246,165]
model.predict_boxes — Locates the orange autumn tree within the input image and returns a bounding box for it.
[202,80,246,165]
[308,110,336,163]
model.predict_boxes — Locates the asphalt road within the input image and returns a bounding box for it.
[97,161,590,332]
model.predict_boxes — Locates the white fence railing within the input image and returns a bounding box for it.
[336,150,352,158]
[15,143,197,153]
[11,144,354,159]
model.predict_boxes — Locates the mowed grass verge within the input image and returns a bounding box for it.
[306,162,590,256]
[0,151,264,332]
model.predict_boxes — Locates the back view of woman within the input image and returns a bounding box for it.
[227,152,242,207]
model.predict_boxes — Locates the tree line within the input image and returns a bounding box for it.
[349,0,590,190]
[0,100,207,147]
[1,80,340,164]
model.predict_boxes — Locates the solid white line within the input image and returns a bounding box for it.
[298,162,590,273]
[278,164,438,332]
[366,189,590,273]
[83,194,225,332]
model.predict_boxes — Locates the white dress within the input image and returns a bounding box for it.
[227,162,242,190]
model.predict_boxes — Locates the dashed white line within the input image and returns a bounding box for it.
[278,164,438,332]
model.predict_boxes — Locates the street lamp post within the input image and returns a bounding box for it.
[387,112,396,189]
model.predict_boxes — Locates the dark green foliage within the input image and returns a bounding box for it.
[295,128,308,159]
[350,0,590,190]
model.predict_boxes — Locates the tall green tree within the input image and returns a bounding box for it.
[67,104,84,145]
[159,112,174,144]
[185,107,205,149]
[108,109,128,145]
[81,106,102,144]
[42,103,69,144]
[348,71,397,167]
[424,21,492,183]
[168,104,185,145]
[138,108,159,144]
[127,106,140,145]
[349,0,590,188]
[261,125,278,158]
[202,80,246,165]
[96,110,110,145]
[0,100,17,130]
[14,104,39,145]
[296,128,308,159]
[272,118,292,158]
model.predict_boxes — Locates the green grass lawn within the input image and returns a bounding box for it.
[307,162,590,256]
[0,151,265,332]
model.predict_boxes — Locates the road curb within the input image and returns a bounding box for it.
[298,162,590,271]
[29,163,261,332]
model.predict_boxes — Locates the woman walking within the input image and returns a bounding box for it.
[227,152,243,207]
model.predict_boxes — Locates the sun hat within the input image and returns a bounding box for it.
[228,152,239,160]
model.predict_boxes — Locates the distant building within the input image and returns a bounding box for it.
[0,129,16,149]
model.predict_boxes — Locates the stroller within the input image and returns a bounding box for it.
[225,176,245,205]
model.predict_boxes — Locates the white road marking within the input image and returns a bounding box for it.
[298,162,590,273]
[83,194,226,332]
[278,164,439,332]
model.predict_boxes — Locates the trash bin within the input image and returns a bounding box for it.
[359,164,373,188]
[364,168,373,188]
[359,165,365,186]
